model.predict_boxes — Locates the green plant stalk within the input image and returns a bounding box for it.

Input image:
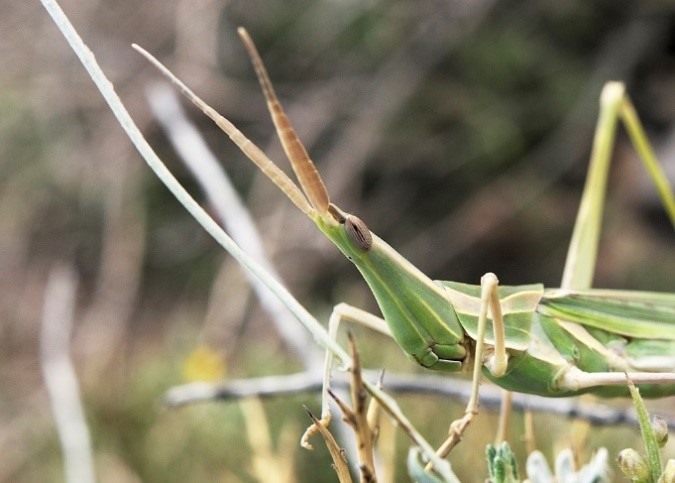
[628,379,662,481]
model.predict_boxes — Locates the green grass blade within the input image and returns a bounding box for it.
[628,378,662,481]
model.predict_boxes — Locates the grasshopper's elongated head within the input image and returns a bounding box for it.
[135,30,468,372]
[315,212,468,371]
[235,28,468,372]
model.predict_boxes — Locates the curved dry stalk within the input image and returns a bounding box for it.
[145,83,318,367]
[40,265,95,483]
[305,408,353,483]
[38,0,448,474]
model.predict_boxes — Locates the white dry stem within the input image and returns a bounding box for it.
[40,265,95,483]
[164,370,675,430]
[37,0,452,475]
[38,0,349,367]
[145,85,365,472]
[145,81,368,475]
[145,83,320,368]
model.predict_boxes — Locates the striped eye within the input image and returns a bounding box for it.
[345,215,372,251]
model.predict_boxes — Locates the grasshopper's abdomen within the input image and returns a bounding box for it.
[530,289,675,397]
[483,314,675,398]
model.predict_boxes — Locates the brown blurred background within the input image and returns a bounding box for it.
[1,1,674,481]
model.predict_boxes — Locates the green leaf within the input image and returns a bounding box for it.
[628,378,662,482]
[486,442,520,483]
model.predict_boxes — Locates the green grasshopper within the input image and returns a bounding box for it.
[137,28,675,458]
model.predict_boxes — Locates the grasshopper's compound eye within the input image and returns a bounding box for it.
[345,215,372,251]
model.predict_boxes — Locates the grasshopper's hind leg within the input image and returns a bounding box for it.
[301,303,391,449]
[562,82,675,290]
[556,81,675,462]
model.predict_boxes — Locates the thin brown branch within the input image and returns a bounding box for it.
[304,407,353,483]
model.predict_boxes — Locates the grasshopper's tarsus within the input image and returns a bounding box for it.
[137,28,675,462]
[300,413,331,451]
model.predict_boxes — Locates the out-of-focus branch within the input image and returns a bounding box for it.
[145,83,320,368]
[76,166,146,378]
[165,370,675,429]
[40,264,95,483]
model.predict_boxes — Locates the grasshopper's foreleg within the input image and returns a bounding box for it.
[301,303,390,449]
[435,272,510,459]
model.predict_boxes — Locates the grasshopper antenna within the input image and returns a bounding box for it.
[131,43,316,218]
[237,27,331,217]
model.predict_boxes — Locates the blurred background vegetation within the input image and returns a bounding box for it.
[1,1,674,481]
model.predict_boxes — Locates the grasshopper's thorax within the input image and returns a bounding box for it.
[316,205,469,372]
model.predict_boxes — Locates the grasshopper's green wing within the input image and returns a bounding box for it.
[437,281,544,350]
[539,289,675,340]
[539,289,675,376]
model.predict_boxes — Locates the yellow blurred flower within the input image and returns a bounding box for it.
[182,345,226,382]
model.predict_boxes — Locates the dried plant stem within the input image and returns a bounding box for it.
[38,0,448,474]
[144,83,318,367]
[305,408,353,483]
[38,0,351,368]
[165,370,673,429]
[40,265,95,483]
[342,335,377,481]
